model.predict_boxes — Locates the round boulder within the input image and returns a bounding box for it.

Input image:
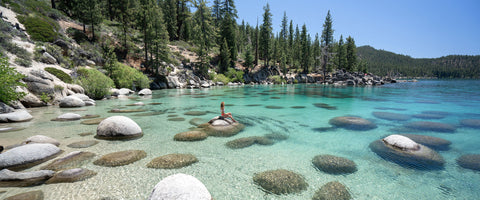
[369,134,445,169]
[93,150,147,167]
[81,118,106,125]
[0,110,33,122]
[372,112,411,121]
[52,113,82,121]
[0,169,54,187]
[96,116,143,140]
[404,121,456,133]
[59,96,85,108]
[138,88,152,96]
[174,131,208,141]
[41,151,95,171]
[146,154,198,169]
[22,135,60,146]
[400,134,451,151]
[312,181,351,200]
[202,117,245,137]
[4,190,44,200]
[0,143,61,171]
[460,119,480,129]
[312,154,357,174]
[148,173,212,200]
[253,169,308,195]
[184,111,207,116]
[329,116,377,131]
[189,118,206,126]
[67,140,99,148]
[45,168,97,184]
[225,137,256,149]
[456,154,480,171]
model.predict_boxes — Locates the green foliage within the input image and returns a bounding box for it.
[44,67,73,84]
[39,92,50,103]
[111,62,150,89]
[19,16,57,42]
[268,75,285,84]
[75,67,114,99]
[345,36,357,71]
[0,54,26,103]
[14,57,31,67]
[244,46,254,69]
[260,3,273,66]
[66,28,88,43]
[218,38,231,73]
[335,35,347,70]
[54,85,64,91]
[212,73,230,84]
[225,67,244,83]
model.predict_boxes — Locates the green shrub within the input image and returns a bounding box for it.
[268,75,285,84]
[212,74,230,84]
[111,62,150,89]
[0,54,26,103]
[66,28,88,43]
[19,16,57,42]
[39,92,50,103]
[2,41,32,61]
[14,57,31,67]
[54,85,64,91]
[75,67,114,100]
[45,67,73,83]
[225,68,244,83]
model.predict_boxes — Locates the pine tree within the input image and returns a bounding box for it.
[346,36,357,71]
[219,38,231,73]
[212,0,222,26]
[320,10,334,80]
[300,24,309,74]
[336,35,347,70]
[287,20,294,66]
[162,0,178,40]
[260,3,273,67]
[176,0,191,41]
[244,45,253,69]
[74,0,102,41]
[219,0,238,67]
[293,25,300,69]
[193,0,216,75]
[312,33,321,72]
[116,0,138,57]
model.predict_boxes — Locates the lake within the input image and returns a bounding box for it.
[1,80,480,199]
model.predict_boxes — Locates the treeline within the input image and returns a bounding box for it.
[357,46,480,78]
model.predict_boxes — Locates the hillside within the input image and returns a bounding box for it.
[357,46,480,78]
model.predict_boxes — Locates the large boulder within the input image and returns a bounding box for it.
[0,102,14,114]
[59,96,85,108]
[372,112,411,121]
[369,134,445,169]
[312,154,357,174]
[174,131,208,141]
[42,52,57,64]
[96,116,143,140]
[0,143,61,171]
[138,88,152,96]
[45,168,97,184]
[0,109,33,122]
[312,181,351,200]
[456,154,480,171]
[93,150,146,167]
[329,116,377,131]
[41,151,96,171]
[20,92,46,107]
[3,190,44,200]
[201,117,245,137]
[23,70,55,96]
[400,134,451,151]
[253,169,308,195]
[0,169,54,187]
[148,173,212,200]
[112,88,134,96]
[404,121,456,133]
[146,154,198,169]
[22,135,60,146]
[52,113,82,121]
[66,84,85,94]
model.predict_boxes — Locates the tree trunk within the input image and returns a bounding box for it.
[51,0,56,9]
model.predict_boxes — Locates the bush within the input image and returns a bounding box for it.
[225,68,244,83]
[111,62,150,89]
[19,16,57,42]
[75,67,114,100]
[0,54,26,103]
[14,57,31,67]
[268,75,285,84]
[45,67,73,83]
[66,28,88,43]
[212,74,230,84]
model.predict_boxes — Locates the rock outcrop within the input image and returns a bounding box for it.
[148,173,212,200]
[59,96,85,108]
[0,109,33,122]
[0,143,61,170]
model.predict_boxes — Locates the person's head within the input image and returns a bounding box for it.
[221,102,225,109]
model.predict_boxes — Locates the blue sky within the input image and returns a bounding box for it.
[232,0,480,58]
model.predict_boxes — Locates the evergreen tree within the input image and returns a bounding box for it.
[162,0,178,41]
[244,45,254,69]
[312,33,321,72]
[176,0,191,41]
[219,38,231,73]
[300,24,309,74]
[346,36,357,71]
[219,0,238,67]
[116,0,138,57]
[293,24,300,69]
[287,20,294,66]
[193,0,216,76]
[74,0,102,41]
[336,35,347,70]
[254,21,259,66]
[212,0,222,26]
[320,10,334,80]
[260,3,273,67]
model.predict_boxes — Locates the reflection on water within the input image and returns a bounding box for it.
[1,80,480,199]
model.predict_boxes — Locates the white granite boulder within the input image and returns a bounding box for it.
[96,116,143,140]
[0,143,61,170]
[148,173,212,200]
[201,117,245,137]
[0,110,33,122]
[383,134,420,150]
[0,169,54,187]
[59,96,85,108]
[22,135,60,146]
[138,88,152,96]
[52,113,82,121]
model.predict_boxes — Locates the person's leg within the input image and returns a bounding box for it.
[226,112,237,122]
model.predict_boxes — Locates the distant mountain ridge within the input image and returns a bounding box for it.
[356,45,480,78]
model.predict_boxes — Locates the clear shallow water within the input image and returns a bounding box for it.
[1,80,480,199]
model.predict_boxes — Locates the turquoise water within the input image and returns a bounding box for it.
[1,80,480,199]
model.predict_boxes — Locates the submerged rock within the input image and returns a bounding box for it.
[0,110,33,122]
[174,131,208,141]
[189,118,206,126]
[312,154,357,174]
[253,169,308,195]
[456,154,480,171]
[369,134,445,169]
[45,168,97,184]
[0,169,54,187]
[184,111,207,116]
[313,103,337,110]
[329,116,377,131]
[412,113,445,120]
[312,181,351,200]
[202,117,245,137]
[93,150,146,167]
[146,154,198,169]
[0,143,61,171]
[109,108,147,113]
[41,151,95,171]
[264,133,289,141]
[22,135,60,146]
[96,116,143,140]
[400,134,451,151]
[372,112,411,121]
[460,119,480,129]
[67,140,99,148]
[51,113,82,121]
[81,118,106,125]
[226,136,274,149]
[404,121,456,133]
[148,173,212,200]
[3,190,44,200]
